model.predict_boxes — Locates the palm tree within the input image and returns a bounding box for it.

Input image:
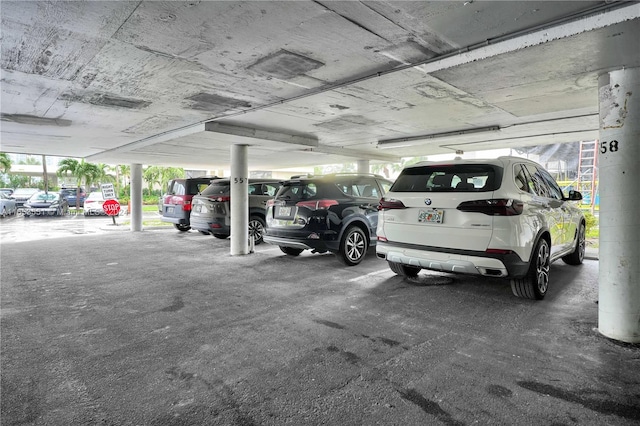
[0,153,12,174]
[57,159,102,209]
[143,166,161,196]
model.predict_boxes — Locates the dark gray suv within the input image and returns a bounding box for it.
[264,173,393,265]
[160,177,218,231]
[190,178,282,244]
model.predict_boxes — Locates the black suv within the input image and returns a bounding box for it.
[190,178,282,244]
[264,173,393,265]
[160,177,218,231]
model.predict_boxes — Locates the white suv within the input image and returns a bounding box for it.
[376,156,586,300]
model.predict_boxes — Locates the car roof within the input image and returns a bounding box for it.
[405,156,541,169]
[284,173,389,182]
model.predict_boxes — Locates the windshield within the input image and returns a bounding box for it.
[201,182,231,196]
[30,193,58,202]
[391,164,502,192]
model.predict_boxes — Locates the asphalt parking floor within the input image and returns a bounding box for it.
[1,224,639,425]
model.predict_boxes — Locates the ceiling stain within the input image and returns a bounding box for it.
[186,92,251,112]
[1,113,71,127]
[89,94,151,109]
[314,115,375,132]
[248,50,324,80]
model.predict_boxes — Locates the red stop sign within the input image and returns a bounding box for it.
[103,199,121,216]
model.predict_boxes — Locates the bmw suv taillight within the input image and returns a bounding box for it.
[378,198,406,210]
[456,199,523,216]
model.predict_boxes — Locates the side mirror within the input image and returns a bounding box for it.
[567,190,583,201]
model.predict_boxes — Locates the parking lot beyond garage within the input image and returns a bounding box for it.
[1,218,638,425]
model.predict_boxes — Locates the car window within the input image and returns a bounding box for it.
[34,193,57,201]
[276,183,317,200]
[392,165,501,192]
[170,181,185,195]
[188,181,210,195]
[537,167,564,200]
[378,180,392,195]
[514,165,530,192]
[201,182,230,196]
[263,183,279,197]
[523,164,552,198]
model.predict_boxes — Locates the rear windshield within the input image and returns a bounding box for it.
[201,182,230,196]
[275,183,319,201]
[391,164,502,192]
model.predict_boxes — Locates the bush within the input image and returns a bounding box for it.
[583,212,598,238]
[143,195,159,205]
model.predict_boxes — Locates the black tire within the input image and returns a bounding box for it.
[338,225,368,266]
[280,246,303,256]
[249,215,266,245]
[562,221,586,265]
[511,238,550,300]
[213,234,228,239]
[174,223,191,232]
[388,261,421,278]
[198,231,209,235]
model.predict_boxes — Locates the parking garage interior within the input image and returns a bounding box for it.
[1,1,639,424]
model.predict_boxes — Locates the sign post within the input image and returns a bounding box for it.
[103,199,121,225]
[101,183,116,200]
[101,184,119,225]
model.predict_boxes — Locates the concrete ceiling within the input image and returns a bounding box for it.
[1,1,639,170]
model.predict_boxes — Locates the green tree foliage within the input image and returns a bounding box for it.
[0,152,11,173]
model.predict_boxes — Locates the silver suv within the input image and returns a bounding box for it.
[190,178,281,244]
[376,156,585,299]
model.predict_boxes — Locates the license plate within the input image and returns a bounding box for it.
[418,209,444,224]
[167,207,174,213]
[278,206,292,216]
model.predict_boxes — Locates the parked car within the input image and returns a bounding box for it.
[60,187,87,208]
[190,178,282,244]
[22,191,69,217]
[160,176,219,231]
[0,188,14,196]
[264,173,393,265]
[10,188,39,207]
[376,156,585,299]
[83,191,115,216]
[0,193,17,217]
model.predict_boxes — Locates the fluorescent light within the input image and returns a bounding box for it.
[377,126,500,148]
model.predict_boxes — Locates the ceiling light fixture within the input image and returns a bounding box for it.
[377,125,501,149]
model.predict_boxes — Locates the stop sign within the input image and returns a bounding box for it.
[103,199,121,216]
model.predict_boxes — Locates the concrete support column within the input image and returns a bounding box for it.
[597,67,640,343]
[230,145,249,255]
[130,163,143,232]
[357,160,370,174]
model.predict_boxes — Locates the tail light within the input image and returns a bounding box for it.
[295,199,338,209]
[266,199,277,208]
[182,200,191,211]
[210,195,230,202]
[378,198,406,210]
[457,199,523,216]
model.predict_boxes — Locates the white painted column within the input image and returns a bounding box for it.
[230,145,249,255]
[130,163,143,232]
[597,67,640,343]
[357,160,370,174]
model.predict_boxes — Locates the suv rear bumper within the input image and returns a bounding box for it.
[161,216,188,225]
[376,241,529,278]
[263,233,340,253]
[190,216,229,235]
